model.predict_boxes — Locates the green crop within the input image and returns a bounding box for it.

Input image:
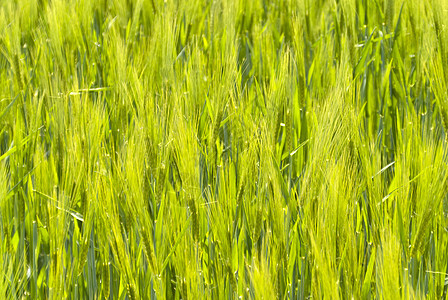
[0,0,448,299]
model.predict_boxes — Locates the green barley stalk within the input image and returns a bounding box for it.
[285,109,292,155]
[410,209,433,258]
[17,192,25,223]
[4,222,11,254]
[77,237,89,276]
[273,107,283,150]
[12,53,23,91]
[140,225,157,273]
[227,264,237,292]
[433,4,448,86]
[253,205,263,243]
[188,197,199,241]
[385,0,395,31]
[102,262,110,299]
[127,283,137,300]
[210,107,223,165]
[156,162,166,201]
[236,174,246,209]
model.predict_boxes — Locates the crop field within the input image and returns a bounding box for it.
[1,0,448,299]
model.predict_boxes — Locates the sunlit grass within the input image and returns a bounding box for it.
[0,0,448,298]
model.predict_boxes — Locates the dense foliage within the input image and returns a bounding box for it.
[1,0,448,298]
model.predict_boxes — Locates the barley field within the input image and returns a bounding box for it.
[1,0,448,299]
